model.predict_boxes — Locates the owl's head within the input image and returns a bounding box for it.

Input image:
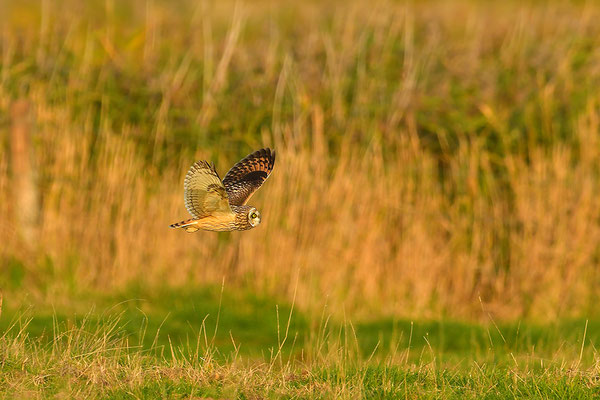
[248,208,261,227]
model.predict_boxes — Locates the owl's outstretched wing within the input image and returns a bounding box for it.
[184,161,232,218]
[222,148,276,206]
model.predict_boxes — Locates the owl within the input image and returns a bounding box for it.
[169,148,276,232]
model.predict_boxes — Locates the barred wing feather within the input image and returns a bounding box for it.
[184,161,232,218]
[222,148,276,206]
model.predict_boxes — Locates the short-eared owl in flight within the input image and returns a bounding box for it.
[170,148,276,232]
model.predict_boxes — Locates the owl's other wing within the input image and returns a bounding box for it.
[222,148,276,206]
[184,161,232,218]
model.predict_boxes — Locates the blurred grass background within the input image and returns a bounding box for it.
[3,0,600,397]
[2,0,600,321]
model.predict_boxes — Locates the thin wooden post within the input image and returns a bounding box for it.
[10,100,39,245]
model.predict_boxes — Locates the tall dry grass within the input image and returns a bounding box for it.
[2,0,600,319]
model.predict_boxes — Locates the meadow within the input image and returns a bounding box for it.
[2,0,600,397]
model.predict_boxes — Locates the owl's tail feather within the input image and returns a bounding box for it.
[169,218,200,233]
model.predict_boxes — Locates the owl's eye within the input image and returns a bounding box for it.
[250,212,257,219]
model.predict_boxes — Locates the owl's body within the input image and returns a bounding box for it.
[170,205,257,232]
[170,148,275,232]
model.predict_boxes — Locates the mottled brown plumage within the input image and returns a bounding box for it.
[170,148,275,232]
[223,148,276,206]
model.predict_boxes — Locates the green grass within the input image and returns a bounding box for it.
[2,287,600,398]
[1,285,307,359]
[4,285,598,360]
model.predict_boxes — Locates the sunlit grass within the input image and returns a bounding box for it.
[2,0,600,320]
[2,0,600,396]
[1,286,599,398]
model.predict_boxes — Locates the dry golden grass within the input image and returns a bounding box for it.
[2,0,600,320]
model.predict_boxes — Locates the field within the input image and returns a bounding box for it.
[2,0,600,398]
[2,286,600,398]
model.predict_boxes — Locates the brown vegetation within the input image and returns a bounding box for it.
[2,0,600,320]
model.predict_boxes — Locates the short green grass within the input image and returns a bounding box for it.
[2,287,600,398]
